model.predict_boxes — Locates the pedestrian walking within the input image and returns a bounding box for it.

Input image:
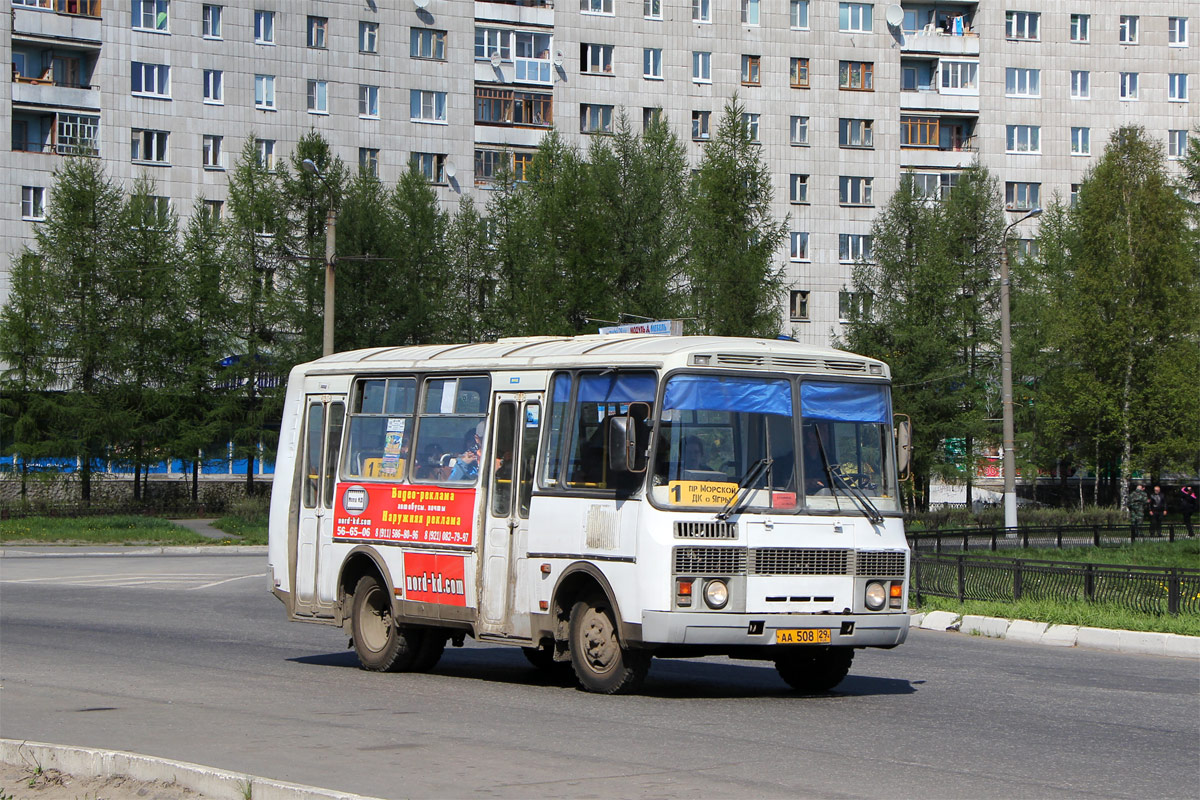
[1148,485,1167,537]
[1128,484,1148,538]
[1180,486,1197,537]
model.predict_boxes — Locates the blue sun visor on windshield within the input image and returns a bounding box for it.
[801,381,891,424]
[568,372,657,403]
[664,375,792,416]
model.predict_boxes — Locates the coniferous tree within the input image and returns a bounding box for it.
[444,196,493,343]
[485,158,540,337]
[335,167,396,350]
[387,164,451,344]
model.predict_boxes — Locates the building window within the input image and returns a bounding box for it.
[131,128,168,163]
[474,87,553,127]
[908,171,958,200]
[1070,70,1090,99]
[1119,72,1138,100]
[133,0,168,32]
[741,55,761,86]
[643,48,663,79]
[839,118,873,148]
[412,28,447,60]
[839,176,873,206]
[581,103,614,134]
[789,174,809,204]
[582,0,614,15]
[202,4,221,38]
[1005,181,1039,211]
[582,43,614,74]
[476,148,534,185]
[1006,11,1039,41]
[202,69,222,103]
[140,196,170,227]
[692,110,710,141]
[645,0,662,20]
[56,114,100,156]
[1168,130,1188,160]
[307,16,327,49]
[1169,74,1189,102]
[790,115,809,146]
[411,89,447,122]
[790,232,809,261]
[692,0,710,23]
[254,10,274,44]
[790,58,810,88]
[1071,127,1090,156]
[900,116,938,147]
[307,80,328,114]
[839,3,872,33]
[360,21,378,53]
[839,290,872,321]
[255,75,276,109]
[941,61,978,92]
[742,0,759,26]
[1069,14,1089,43]
[1169,17,1188,46]
[131,62,170,97]
[476,28,511,61]
[1069,184,1080,208]
[839,235,873,263]
[789,290,810,322]
[643,107,663,128]
[359,147,379,176]
[202,134,222,168]
[791,0,809,29]
[742,113,760,142]
[1119,15,1138,44]
[256,138,275,171]
[21,186,45,221]
[1015,239,1039,261]
[1005,68,1040,98]
[1006,125,1040,153]
[692,51,711,83]
[411,152,447,183]
[359,85,380,118]
[202,199,222,221]
[839,61,874,91]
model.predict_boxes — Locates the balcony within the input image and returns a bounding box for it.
[12,110,99,156]
[12,79,100,110]
[12,1,103,43]
[474,0,554,27]
[900,57,979,112]
[11,50,100,110]
[900,115,976,168]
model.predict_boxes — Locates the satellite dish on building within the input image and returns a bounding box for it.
[885,4,904,28]
[413,0,431,9]
[553,50,564,67]
[443,160,456,179]
[489,51,502,68]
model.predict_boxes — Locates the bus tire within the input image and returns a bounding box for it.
[351,574,420,672]
[774,647,854,693]
[412,630,447,672]
[568,595,650,694]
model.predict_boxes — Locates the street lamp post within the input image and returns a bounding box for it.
[301,159,336,357]
[999,207,1042,532]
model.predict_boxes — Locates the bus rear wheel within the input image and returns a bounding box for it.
[774,647,854,693]
[351,574,421,672]
[568,595,650,694]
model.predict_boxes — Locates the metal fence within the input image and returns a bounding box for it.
[912,553,1200,616]
[908,523,1192,554]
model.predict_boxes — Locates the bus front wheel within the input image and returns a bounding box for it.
[568,595,650,694]
[774,647,854,693]
[351,574,421,672]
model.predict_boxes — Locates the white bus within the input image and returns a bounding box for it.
[268,335,911,694]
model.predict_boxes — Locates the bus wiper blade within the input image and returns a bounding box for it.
[813,427,883,525]
[716,457,773,521]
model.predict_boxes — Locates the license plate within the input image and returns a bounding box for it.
[776,628,832,645]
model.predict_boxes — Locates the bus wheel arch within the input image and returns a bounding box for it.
[550,564,630,646]
[338,547,396,632]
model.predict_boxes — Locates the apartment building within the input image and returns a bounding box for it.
[3,1,1196,345]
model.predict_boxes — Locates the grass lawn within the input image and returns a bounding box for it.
[963,538,1200,569]
[211,513,268,545]
[912,595,1200,637]
[0,515,213,545]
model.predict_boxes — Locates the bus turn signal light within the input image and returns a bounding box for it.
[889,583,903,597]
[676,579,693,607]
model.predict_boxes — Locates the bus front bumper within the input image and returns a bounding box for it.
[640,611,910,648]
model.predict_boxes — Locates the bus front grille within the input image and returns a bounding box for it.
[674,521,738,540]
[854,550,907,578]
[673,546,747,575]
[751,548,853,575]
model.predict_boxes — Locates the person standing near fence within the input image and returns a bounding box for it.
[1128,484,1148,538]
[1179,486,1197,537]
[1147,485,1167,537]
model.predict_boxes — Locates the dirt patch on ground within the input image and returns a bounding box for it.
[0,762,214,800]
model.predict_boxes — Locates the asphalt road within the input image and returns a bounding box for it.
[1,549,1197,800]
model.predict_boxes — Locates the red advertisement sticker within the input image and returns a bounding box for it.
[403,552,467,606]
[334,483,476,546]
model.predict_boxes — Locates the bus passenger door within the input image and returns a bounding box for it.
[295,395,344,616]
[479,394,541,639]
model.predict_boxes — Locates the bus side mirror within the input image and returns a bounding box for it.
[608,405,650,474]
[894,415,912,481]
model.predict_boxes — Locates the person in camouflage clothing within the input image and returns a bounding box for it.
[1128,484,1149,538]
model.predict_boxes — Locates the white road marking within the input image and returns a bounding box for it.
[189,574,262,590]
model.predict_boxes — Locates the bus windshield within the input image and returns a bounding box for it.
[650,374,900,515]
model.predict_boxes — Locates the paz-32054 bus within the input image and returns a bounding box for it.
[268,335,910,694]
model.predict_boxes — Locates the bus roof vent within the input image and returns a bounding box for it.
[823,358,868,373]
[769,355,824,370]
[715,353,765,367]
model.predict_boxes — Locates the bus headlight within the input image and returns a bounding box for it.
[864,581,887,611]
[704,579,729,609]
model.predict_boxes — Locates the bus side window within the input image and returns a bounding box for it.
[322,403,345,507]
[563,372,656,490]
[303,403,323,508]
[540,373,571,487]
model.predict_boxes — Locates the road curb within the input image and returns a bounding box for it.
[909,612,1200,658]
[0,739,384,800]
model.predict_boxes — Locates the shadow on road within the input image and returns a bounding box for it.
[289,645,919,699]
